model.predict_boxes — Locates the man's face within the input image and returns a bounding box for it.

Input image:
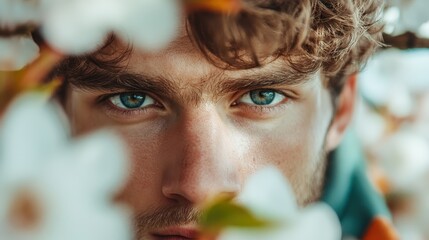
[64,35,339,239]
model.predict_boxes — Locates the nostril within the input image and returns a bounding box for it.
[161,186,191,204]
[170,194,188,204]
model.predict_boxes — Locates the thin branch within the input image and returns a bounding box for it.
[383,32,429,50]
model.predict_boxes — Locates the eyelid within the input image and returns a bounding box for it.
[109,93,155,109]
[96,91,167,122]
[98,91,163,110]
[234,89,289,107]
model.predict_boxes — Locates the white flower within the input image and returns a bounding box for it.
[397,0,429,33]
[0,35,39,71]
[359,49,429,117]
[414,93,429,133]
[40,0,120,54]
[385,0,429,35]
[354,98,388,148]
[0,94,133,240]
[218,166,341,240]
[113,0,181,52]
[376,130,429,192]
[383,6,401,35]
[391,170,429,240]
[1,0,181,58]
[41,0,181,54]
[0,0,42,29]
[0,0,41,70]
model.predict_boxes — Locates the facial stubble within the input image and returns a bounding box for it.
[133,149,329,239]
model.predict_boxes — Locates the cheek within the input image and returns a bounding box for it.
[67,91,112,135]
[244,89,332,184]
[248,120,317,181]
[116,122,170,210]
[66,93,167,209]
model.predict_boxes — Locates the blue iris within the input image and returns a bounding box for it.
[249,90,276,105]
[119,93,146,109]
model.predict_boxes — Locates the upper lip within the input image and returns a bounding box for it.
[151,226,199,239]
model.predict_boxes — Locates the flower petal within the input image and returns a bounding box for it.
[115,0,181,51]
[236,166,298,222]
[41,0,113,54]
[0,93,68,183]
[377,130,429,191]
[0,35,39,71]
[284,203,341,239]
[0,0,41,28]
[64,131,129,198]
[219,203,340,240]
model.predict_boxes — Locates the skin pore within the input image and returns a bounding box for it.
[62,33,356,239]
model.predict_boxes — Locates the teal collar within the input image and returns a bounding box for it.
[321,130,391,238]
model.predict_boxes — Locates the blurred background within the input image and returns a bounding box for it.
[1,0,429,239]
[354,0,429,239]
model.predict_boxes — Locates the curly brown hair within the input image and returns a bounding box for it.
[187,0,383,95]
[53,0,383,99]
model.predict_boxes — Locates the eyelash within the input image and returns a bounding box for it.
[96,88,293,118]
[241,102,289,114]
[97,92,163,116]
[232,89,292,112]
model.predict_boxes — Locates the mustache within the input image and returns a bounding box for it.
[134,205,201,235]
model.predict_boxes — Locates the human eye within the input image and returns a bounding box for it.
[108,92,155,110]
[109,92,155,110]
[237,89,287,107]
[98,92,164,122]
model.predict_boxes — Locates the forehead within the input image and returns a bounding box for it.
[127,37,216,83]
[118,35,313,88]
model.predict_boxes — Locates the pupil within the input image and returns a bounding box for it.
[250,90,275,105]
[120,93,145,109]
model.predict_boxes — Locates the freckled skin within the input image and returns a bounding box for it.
[64,34,356,238]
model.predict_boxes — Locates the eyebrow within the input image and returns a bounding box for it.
[67,64,313,100]
[217,67,313,94]
[67,70,178,99]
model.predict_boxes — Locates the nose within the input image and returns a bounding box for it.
[161,104,241,204]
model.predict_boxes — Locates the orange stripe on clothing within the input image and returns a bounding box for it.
[363,217,399,240]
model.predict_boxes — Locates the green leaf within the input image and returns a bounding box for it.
[199,193,275,235]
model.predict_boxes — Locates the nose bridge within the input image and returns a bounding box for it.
[163,104,240,203]
[183,105,223,163]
